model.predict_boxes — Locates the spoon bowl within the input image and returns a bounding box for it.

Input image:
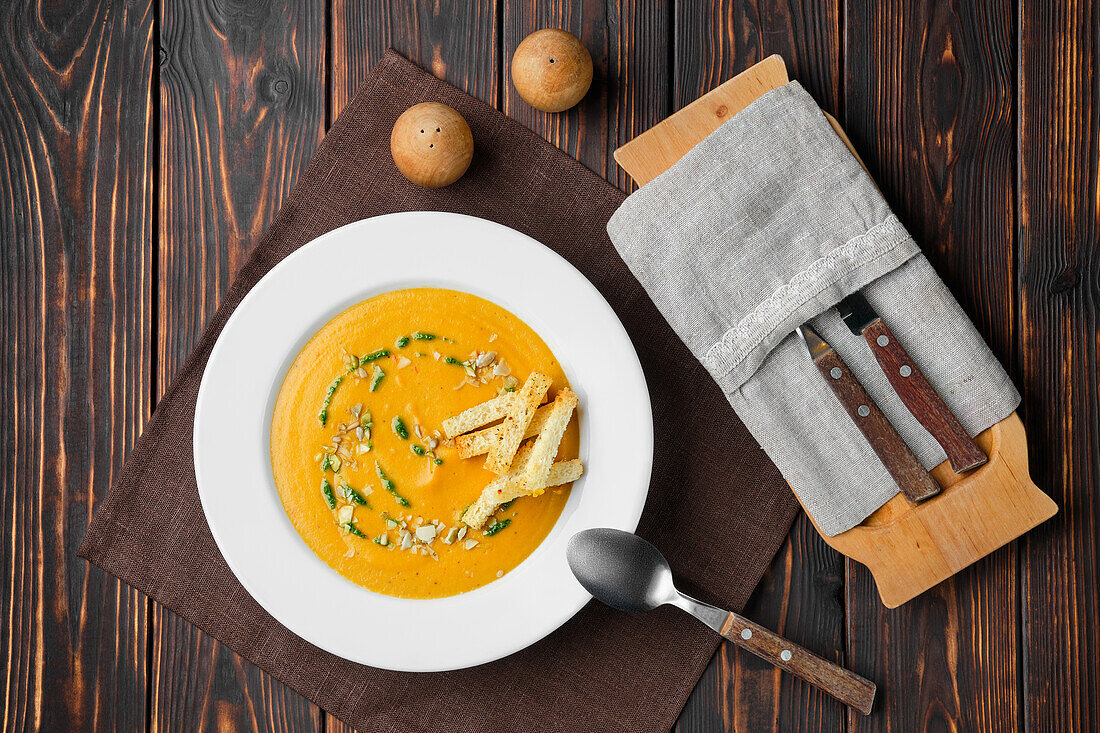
[567,528,677,612]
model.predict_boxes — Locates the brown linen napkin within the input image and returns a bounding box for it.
[79,50,798,733]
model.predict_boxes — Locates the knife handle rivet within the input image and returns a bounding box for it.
[899,365,912,377]
[830,367,843,379]
[858,405,870,417]
[780,649,792,662]
[877,335,890,346]
[741,628,752,640]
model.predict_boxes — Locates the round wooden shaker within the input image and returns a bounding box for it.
[510,29,593,112]
[390,102,474,188]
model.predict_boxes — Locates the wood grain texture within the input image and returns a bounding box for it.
[859,318,987,473]
[672,2,845,731]
[155,0,326,729]
[809,336,942,502]
[331,0,498,118]
[719,612,876,715]
[503,0,671,188]
[843,1,1019,730]
[678,523,849,732]
[1018,2,1100,730]
[808,413,1055,609]
[0,0,153,730]
[150,611,321,732]
[3,2,1098,730]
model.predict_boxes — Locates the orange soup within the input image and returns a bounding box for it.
[270,288,578,598]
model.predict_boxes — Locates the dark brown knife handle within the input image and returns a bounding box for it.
[860,319,988,473]
[720,612,876,714]
[812,347,942,502]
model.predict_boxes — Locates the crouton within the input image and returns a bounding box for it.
[484,372,552,474]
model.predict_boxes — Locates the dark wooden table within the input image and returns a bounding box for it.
[2,1,1097,730]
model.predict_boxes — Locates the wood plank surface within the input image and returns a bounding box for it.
[843,1,1020,731]
[331,0,499,117]
[0,1,154,730]
[1018,2,1100,730]
[155,0,326,730]
[1,1,1098,731]
[670,3,845,731]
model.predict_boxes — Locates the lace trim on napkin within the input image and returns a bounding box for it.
[701,215,912,379]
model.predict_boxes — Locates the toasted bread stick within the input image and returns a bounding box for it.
[484,372,552,474]
[519,388,577,496]
[441,393,515,438]
[455,403,554,458]
[463,456,584,529]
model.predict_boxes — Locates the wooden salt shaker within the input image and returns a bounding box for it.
[390,102,473,188]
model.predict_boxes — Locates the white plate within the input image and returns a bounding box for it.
[194,212,653,672]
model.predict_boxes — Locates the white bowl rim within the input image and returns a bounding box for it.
[194,211,653,672]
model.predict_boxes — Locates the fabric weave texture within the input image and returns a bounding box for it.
[607,81,1020,536]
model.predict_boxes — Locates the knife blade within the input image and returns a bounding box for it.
[835,293,987,473]
[797,323,941,503]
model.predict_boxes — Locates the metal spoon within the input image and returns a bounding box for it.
[567,528,876,714]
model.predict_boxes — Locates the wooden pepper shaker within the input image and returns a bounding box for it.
[511,29,593,112]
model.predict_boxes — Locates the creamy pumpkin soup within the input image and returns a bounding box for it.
[270,288,580,598]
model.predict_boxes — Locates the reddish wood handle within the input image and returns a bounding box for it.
[721,612,876,714]
[861,319,988,473]
[812,347,942,501]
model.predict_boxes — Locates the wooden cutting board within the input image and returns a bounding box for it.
[613,55,1057,608]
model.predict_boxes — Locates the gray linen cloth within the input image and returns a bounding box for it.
[607,81,1020,536]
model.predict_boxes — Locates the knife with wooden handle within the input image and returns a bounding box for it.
[798,323,941,502]
[835,293,988,473]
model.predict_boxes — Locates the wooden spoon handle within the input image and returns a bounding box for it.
[720,612,876,715]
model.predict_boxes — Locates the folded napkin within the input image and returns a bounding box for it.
[78,51,798,732]
[608,81,1020,536]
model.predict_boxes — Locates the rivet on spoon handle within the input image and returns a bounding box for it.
[720,612,876,715]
